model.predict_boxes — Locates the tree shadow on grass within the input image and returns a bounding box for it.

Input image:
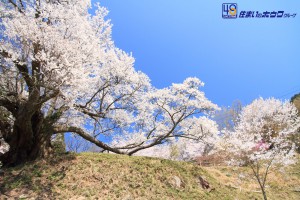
[0,153,76,199]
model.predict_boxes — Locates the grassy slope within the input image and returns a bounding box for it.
[0,153,299,200]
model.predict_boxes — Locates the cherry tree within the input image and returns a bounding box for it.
[0,0,219,166]
[0,0,149,165]
[135,116,219,161]
[109,78,219,156]
[220,98,299,200]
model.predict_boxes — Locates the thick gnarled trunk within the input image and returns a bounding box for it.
[1,131,53,167]
[0,111,53,167]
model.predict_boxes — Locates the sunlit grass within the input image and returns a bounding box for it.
[1,153,299,199]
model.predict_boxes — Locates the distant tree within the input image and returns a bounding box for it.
[214,100,242,131]
[221,98,299,200]
[291,93,300,153]
[0,0,219,166]
[65,134,91,153]
[191,100,242,163]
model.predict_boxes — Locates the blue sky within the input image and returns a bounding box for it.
[94,0,300,106]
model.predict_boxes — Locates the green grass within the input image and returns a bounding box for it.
[0,153,299,199]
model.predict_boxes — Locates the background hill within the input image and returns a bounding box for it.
[0,153,299,199]
[292,93,300,114]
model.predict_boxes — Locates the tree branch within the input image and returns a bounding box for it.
[53,125,126,155]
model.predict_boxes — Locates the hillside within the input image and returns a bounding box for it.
[291,93,300,112]
[0,153,299,200]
